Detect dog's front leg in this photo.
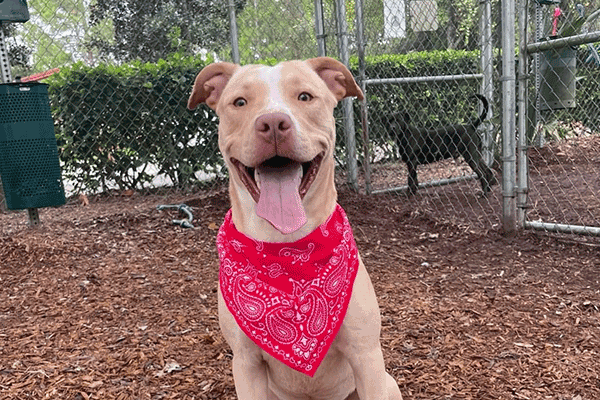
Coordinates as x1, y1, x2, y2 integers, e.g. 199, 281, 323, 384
344, 339, 402, 400
218, 289, 273, 400
231, 350, 272, 399
348, 346, 388, 399
336, 261, 402, 400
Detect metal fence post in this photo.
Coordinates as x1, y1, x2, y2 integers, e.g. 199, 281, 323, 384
480, 0, 494, 167
0, 24, 12, 83
228, 0, 240, 64
501, 0, 517, 234
334, 0, 358, 190
0, 22, 11, 211
534, 2, 544, 147
314, 0, 327, 57
517, 0, 529, 227
355, 0, 371, 194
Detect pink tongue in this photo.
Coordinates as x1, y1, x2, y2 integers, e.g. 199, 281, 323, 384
256, 162, 307, 234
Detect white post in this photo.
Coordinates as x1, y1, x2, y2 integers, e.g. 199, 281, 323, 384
0, 23, 11, 210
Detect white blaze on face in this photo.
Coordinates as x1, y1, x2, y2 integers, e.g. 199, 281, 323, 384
253, 65, 307, 235
257, 65, 292, 115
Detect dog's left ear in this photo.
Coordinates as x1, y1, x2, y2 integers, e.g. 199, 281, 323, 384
306, 57, 364, 102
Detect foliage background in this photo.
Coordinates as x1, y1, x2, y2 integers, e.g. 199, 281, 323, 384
2, 0, 600, 236
46, 50, 485, 193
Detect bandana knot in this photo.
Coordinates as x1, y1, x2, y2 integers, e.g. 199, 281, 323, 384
217, 204, 359, 377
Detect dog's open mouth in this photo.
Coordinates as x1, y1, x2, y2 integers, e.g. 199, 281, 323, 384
231, 153, 324, 204
231, 153, 324, 234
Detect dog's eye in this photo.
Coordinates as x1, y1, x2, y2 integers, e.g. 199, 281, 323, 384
298, 92, 313, 102
234, 98, 247, 107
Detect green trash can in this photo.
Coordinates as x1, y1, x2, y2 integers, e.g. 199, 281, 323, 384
539, 46, 577, 110
0, 82, 65, 210
0, 0, 30, 23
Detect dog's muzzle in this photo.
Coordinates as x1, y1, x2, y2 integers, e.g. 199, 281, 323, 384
230, 153, 324, 234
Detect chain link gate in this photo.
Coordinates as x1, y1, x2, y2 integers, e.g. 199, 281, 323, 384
517, 0, 600, 238
354, 0, 501, 230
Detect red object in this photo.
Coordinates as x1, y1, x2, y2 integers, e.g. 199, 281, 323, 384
20, 68, 60, 82
217, 204, 360, 377
552, 7, 562, 36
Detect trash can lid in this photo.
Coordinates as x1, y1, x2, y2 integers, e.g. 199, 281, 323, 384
0, 0, 30, 23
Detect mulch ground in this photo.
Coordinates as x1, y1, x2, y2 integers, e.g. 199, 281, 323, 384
1, 139, 599, 400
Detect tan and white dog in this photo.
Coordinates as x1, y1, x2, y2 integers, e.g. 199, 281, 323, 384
188, 57, 402, 400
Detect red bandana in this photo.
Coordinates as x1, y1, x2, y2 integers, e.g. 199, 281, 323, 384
217, 204, 359, 377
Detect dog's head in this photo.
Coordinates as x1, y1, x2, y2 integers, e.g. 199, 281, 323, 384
188, 57, 363, 237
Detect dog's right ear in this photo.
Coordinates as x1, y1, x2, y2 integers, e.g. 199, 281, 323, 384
305, 57, 364, 102
187, 62, 239, 111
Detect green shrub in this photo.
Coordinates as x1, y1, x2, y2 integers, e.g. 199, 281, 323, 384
48, 53, 222, 194
50, 48, 600, 193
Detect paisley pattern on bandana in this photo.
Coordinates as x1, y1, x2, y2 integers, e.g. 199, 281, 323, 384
216, 204, 359, 377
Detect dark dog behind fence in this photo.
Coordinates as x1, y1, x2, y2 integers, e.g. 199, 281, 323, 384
386, 94, 497, 195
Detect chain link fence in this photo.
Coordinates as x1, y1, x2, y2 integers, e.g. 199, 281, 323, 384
519, 0, 600, 237
1, 0, 599, 237
355, 0, 502, 230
